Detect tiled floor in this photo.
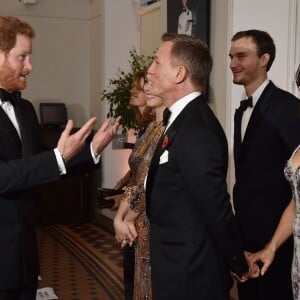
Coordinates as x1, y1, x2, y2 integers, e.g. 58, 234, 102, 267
37, 223, 124, 300
36, 223, 239, 300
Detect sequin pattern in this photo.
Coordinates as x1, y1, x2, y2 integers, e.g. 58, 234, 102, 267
121, 121, 165, 300
284, 145, 300, 300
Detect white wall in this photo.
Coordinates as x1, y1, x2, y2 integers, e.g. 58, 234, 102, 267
90, 0, 104, 126
209, 0, 229, 130
140, 2, 163, 56
100, 0, 140, 188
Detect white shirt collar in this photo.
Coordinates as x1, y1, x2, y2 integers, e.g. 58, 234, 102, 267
166, 91, 201, 130
250, 79, 270, 107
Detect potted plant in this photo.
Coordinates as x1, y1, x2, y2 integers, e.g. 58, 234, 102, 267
100, 48, 153, 134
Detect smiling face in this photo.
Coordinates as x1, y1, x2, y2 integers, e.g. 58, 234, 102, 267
129, 76, 147, 108
143, 81, 164, 109
229, 36, 269, 94
0, 34, 32, 92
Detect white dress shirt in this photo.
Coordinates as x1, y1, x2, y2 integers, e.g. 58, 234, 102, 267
241, 79, 269, 140
0, 100, 21, 137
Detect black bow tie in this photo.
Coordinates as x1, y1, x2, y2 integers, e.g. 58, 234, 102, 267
162, 108, 171, 126
239, 96, 253, 111
0, 88, 21, 106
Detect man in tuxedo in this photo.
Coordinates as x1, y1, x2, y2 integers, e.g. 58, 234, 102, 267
230, 29, 300, 300
145, 32, 256, 300
177, 0, 193, 35
0, 16, 120, 299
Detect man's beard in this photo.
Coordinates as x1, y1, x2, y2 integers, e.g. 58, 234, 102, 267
0, 60, 28, 92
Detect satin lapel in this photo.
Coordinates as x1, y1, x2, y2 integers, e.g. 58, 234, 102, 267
0, 106, 22, 155
233, 107, 244, 165
154, 110, 185, 160
239, 82, 273, 160
162, 96, 203, 152
14, 102, 33, 157
146, 97, 200, 214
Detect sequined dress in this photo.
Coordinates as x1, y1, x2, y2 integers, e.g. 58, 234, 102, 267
284, 145, 300, 299
122, 121, 164, 300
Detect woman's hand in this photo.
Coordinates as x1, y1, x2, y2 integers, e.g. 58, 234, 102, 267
122, 220, 137, 245
248, 247, 275, 276
231, 251, 260, 283
123, 209, 140, 244
114, 213, 139, 247
114, 216, 129, 246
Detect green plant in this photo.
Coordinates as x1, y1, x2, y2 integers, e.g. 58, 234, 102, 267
100, 48, 153, 134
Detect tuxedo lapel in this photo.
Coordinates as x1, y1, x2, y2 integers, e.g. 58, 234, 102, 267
241, 104, 265, 155
236, 82, 273, 163
233, 107, 243, 165
0, 106, 22, 155
152, 119, 181, 164
234, 100, 253, 164
146, 98, 198, 216
14, 102, 33, 157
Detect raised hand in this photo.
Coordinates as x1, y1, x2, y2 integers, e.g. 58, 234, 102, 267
57, 117, 97, 161
91, 116, 121, 156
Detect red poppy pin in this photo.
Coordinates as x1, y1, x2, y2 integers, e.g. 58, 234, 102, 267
162, 135, 169, 149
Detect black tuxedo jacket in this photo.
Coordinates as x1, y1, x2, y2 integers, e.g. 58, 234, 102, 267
0, 97, 96, 289
233, 81, 300, 296
146, 95, 248, 300
233, 81, 300, 249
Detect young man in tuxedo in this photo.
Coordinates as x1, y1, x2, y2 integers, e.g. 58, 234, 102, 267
229, 29, 300, 300
144, 32, 257, 300
0, 16, 119, 299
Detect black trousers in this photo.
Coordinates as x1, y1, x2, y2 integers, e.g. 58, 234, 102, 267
124, 245, 135, 300
0, 281, 37, 300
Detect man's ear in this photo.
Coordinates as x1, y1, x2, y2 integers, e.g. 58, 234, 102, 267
260, 53, 270, 69
175, 65, 187, 84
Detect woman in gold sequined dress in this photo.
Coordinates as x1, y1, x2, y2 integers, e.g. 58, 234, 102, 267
114, 78, 165, 300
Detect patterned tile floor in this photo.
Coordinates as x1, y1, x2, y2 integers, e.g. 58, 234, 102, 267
37, 223, 124, 300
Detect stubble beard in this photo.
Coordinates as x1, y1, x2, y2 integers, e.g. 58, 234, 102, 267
232, 73, 245, 86
0, 60, 27, 92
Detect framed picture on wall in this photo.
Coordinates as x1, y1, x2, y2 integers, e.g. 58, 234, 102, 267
167, 0, 210, 46
166, 0, 210, 100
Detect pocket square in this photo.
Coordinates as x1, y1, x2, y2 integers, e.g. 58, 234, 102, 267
159, 150, 169, 164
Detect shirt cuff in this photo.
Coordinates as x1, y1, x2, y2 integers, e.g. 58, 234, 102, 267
90, 142, 101, 164
54, 148, 67, 175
